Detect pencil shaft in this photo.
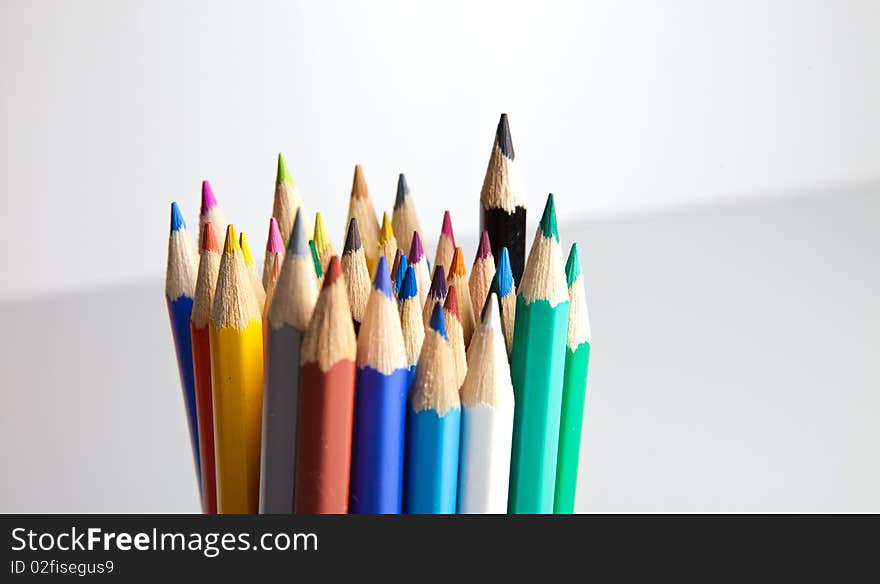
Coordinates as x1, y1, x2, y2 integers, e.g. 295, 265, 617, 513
295, 360, 357, 514
211, 321, 264, 514
190, 323, 217, 514
554, 342, 591, 513
508, 297, 569, 513
259, 325, 303, 513
166, 296, 201, 492
350, 367, 409, 513
481, 206, 526, 286
405, 408, 461, 514
458, 402, 514, 513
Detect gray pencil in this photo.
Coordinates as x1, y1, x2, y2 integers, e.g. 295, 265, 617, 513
259, 209, 318, 513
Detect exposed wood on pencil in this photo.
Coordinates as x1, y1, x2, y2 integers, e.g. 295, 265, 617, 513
199, 180, 228, 246
262, 217, 285, 290
447, 247, 475, 346
273, 153, 306, 241
433, 210, 456, 273
398, 265, 424, 383
408, 230, 431, 310
491, 246, 517, 355
443, 286, 468, 389
391, 173, 423, 256
313, 211, 335, 274
377, 211, 398, 270
341, 218, 370, 331
469, 230, 496, 329
345, 164, 380, 275
422, 264, 448, 327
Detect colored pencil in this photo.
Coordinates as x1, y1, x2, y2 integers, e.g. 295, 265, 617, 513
392, 250, 408, 298
295, 256, 357, 514
554, 243, 593, 514
377, 211, 398, 270
469, 230, 496, 327
422, 264, 447, 327
408, 230, 431, 310
491, 247, 517, 355
239, 231, 267, 309
443, 286, 468, 389
260, 210, 318, 513
165, 202, 201, 494
350, 256, 409, 513
433, 210, 456, 272
480, 113, 526, 286
210, 224, 265, 513
313, 211, 335, 274
447, 246, 475, 346
457, 292, 515, 513
273, 152, 306, 242
345, 164, 380, 275
190, 221, 221, 514
199, 180, 228, 245
309, 239, 324, 283
341, 218, 370, 333
397, 265, 424, 389
508, 194, 570, 513
391, 173, 423, 256
262, 217, 285, 290
404, 302, 461, 514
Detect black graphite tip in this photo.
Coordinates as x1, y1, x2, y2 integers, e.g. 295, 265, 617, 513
496, 113, 514, 160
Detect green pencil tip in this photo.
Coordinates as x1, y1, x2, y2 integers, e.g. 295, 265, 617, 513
539, 193, 559, 241
277, 153, 294, 185
565, 243, 581, 286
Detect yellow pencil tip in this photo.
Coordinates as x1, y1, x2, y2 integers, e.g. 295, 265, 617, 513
223, 224, 238, 255
313, 211, 330, 254
239, 231, 255, 265
379, 211, 394, 244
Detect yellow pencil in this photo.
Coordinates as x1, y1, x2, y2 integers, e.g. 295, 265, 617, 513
377, 211, 398, 270
210, 225, 265, 514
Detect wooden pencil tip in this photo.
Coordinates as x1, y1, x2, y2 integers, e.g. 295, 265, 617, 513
313, 211, 330, 254
476, 230, 493, 261
399, 265, 418, 301
481, 291, 500, 324
343, 217, 362, 254
201, 221, 219, 252
408, 230, 424, 262
444, 285, 460, 319
565, 243, 582, 286
494, 247, 514, 296
223, 224, 238, 255
449, 246, 467, 278
372, 256, 393, 298
495, 113, 515, 160
287, 209, 309, 256
170, 201, 186, 232
267, 217, 284, 253
239, 231, 255, 265
379, 211, 394, 243
429, 301, 448, 340
200, 180, 217, 214
440, 210, 456, 243
540, 193, 559, 241
351, 164, 369, 199
323, 255, 342, 286
429, 264, 447, 299
394, 173, 409, 209
276, 152, 293, 185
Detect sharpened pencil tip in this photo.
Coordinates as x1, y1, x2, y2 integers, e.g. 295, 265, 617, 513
429, 302, 447, 340
476, 230, 493, 260
277, 153, 293, 185
379, 212, 394, 244
408, 230, 424, 263
440, 211, 455, 244
481, 291, 499, 324
495, 247, 514, 296
200, 180, 217, 214
323, 255, 342, 286
372, 256, 393, 298
449, 247, 466, 278
287, 209, 309, 257
351, 164, 369, 199
540, 193, 559, 241
394, 252, 409, 295
565, 243, 582, 286
343, 217, 361, 254
223, 224, 238, 255
201, 221, 219, 252
309, 240, 323, 278
313, 212, 330, 254
496, 113, 515, 160
429, 265, 447, 299
267, 217, 284, 253
399, 266, 418, 301
444, 285, 460, 319
394, 173, 409, 209
170, 201, 186, 232
239, 232, 255, 266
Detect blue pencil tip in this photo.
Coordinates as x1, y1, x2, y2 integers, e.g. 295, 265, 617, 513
429, 302, 447, 340
394, 253, 409, 295
287, 209, 309, 256
399, 266, 418, 300
373, 256, 394, 298
170, 202, 186, 232
495, 247, 514, 296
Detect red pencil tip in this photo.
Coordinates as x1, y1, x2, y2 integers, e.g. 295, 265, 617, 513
323, 255, 342, 286
441, 211, 456, 244
476, 230, 493, 260
201, 222, 220, 252
444, 285, 460, 319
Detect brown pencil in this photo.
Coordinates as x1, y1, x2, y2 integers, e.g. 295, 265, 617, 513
341, 218, 370, 334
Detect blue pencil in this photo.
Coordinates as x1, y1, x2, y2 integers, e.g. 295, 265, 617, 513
393, 252, 409, 297
397, 266, 424, 390
350, 256, 410, 513
164, 202, 201, 491
404, 303, 461, 514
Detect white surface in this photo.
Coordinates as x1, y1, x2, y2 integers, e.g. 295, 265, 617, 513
2, 187, 877, 512
2, 1, 880, 300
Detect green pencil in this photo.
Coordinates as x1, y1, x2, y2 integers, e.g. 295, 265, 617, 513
554, 243, 592, 513
508, 193, 570, 513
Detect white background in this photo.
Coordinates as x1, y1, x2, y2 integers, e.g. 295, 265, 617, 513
1, 0, 878, 512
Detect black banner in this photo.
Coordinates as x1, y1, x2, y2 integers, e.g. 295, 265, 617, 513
0, 515, 875, 579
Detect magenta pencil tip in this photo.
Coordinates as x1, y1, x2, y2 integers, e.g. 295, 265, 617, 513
200, 180, 218, 214
409, 230, 425, 263
476, 230, 493, 260
441, 211, 456, 245
267, 217, 284, 253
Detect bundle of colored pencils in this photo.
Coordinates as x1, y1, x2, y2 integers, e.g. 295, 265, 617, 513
164, 114, 592, 514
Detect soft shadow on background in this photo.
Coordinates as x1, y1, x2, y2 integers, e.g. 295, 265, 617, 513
3, 186, 877, 512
